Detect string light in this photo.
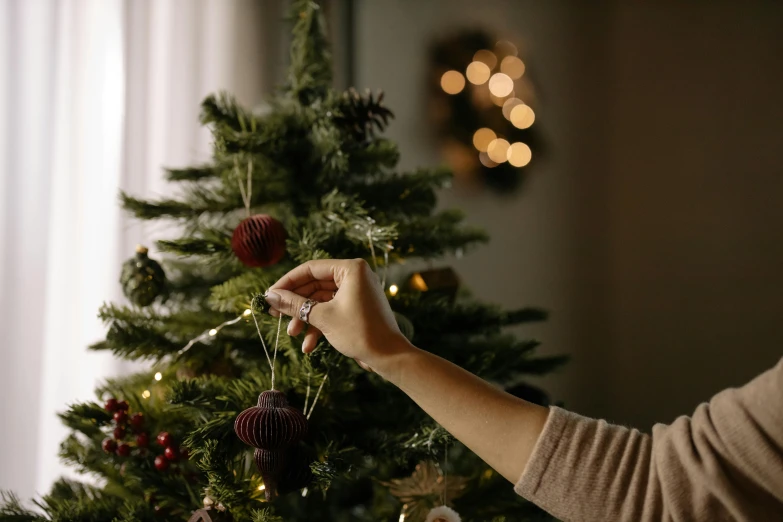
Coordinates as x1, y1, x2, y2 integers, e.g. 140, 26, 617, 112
472, 127, 496, 152
154, 372, 162, 381
440, 70, 465, 94
389, 284, 399, 296
178, 313, 247, 355
487, 138, 510, 163
243, 309, 252, 317
409, 273, 428, 292
507, 142, 532, 167
258, 485, 265, 491
141, 390, 151, 399
488, 73, 514, 97
510, 104, 535, 129
466, 61, 490, 85
208, 328, 218, 336
500, 56, 526, 79
301, 487, 309, 497
502, 98, 524, 120
473, 49, 497, 69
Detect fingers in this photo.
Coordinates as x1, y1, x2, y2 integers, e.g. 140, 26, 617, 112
302, 327, 323, 354
287, 290, 334, 337
264, 289, 328, 329
269, 258, 367, 291
292, 279, 338, 297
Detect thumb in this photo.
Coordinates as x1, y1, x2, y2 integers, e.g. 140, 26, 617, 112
264, 290, 328, 327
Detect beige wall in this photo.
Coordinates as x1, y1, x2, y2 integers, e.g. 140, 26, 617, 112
355, 1, 783, 427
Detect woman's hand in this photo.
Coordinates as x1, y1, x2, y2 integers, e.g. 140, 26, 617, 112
264, 259, 412, 372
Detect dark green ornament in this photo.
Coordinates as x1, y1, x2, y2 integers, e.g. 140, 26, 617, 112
120, 245, 166, 307
394, 312, 415, 342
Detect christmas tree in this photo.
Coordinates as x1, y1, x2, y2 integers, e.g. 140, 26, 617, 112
1, 2, 566, 521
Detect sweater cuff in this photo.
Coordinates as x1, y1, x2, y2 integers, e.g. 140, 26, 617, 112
514, 405, 571, 498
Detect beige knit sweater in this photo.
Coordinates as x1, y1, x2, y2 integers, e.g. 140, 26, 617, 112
515, 358, 783, 522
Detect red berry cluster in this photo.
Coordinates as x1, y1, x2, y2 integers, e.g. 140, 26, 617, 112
152, 431, 189, 471
102, 397, 190, 474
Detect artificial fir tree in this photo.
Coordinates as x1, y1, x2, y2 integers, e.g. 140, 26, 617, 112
1, 2, 566, 521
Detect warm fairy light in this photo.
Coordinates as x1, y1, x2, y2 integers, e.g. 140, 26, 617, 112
243, 309, 252, 317
409, 273, 428, 292
388, 284, 399, 296
142, 390, 151, 399
490, 92, 509, 107
301, 487, 309, 497
258, 485, 265, 491
466, 61, 491, 85
507, 142, 532, 167
472, 128, 497, 152
510, 104, 535, 129
502, 97, 523, 119
209, 328, 218, 336
440, 70, 466, 95
495, 40, 518, 57
473, 49, 497, 69
478, 151, 499, 168
488, 73, 514, 97
487, 138, 510, 163
154, 372, 162, 381
500, 55, 526, 79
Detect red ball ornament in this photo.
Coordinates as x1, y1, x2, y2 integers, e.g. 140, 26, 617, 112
104, 398, 119, 412
130, 413, 144, 431
156, 432, 172, 447
136, 432, 150, 448
234, 390, 308, 500
231, 214, 287, 268
113, 410, 128, 424
154, 455, 169, 471
116, 443, 131, 457
102, 438, 117, 453
113, 426, 126, 440
116, 400, 129, 411
164, 445, 179, 461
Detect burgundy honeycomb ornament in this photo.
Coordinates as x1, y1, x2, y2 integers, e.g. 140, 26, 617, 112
230, 214, 287, 268
234, 390, 307, 500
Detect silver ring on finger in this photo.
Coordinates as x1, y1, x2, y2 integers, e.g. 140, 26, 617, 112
299, 299, 318, 324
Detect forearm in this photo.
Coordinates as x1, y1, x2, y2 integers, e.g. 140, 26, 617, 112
375, 340, 549, 483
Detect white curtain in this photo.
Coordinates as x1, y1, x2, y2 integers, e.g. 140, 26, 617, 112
0, 0, 267, 500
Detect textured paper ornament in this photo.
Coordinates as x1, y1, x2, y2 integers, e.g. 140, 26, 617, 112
425, 505, 461, 522
120, 245, 166, 306
231, 214, 287, 267
234, 390, 308, 500
394, 311, 415, 341
382, 461, 468, 521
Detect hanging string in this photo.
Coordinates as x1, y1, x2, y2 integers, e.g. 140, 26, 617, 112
303, 372, 311, 413
271, 314, 282, 390
306, 369, 329, 419
367, 228, 379, 273
442, 444, 449, 506
236, 157, 253, 217
250, 305, 277, 388
381, 247, 390, 289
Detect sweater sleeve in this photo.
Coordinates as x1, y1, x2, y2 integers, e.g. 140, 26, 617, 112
515, 358, 783, 522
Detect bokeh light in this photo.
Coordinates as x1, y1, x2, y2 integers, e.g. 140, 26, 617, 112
487, 138, 510, 163
488, 73, 514, 97
440, 70, 466, 94
478, 151, 499, 168
507, 142, 532, 167
472, 128, 497, 152
473, 49, 498, 69
495, 40, 518, 57
502, 97, 524, 119
510, 104, 535, 129
500, 56, 526, 79
466, 61, 491, 85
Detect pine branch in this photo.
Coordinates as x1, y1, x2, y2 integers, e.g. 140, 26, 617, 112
165, 164, 219, 182
287, 0, 332, 104
334, 88, 394, 141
